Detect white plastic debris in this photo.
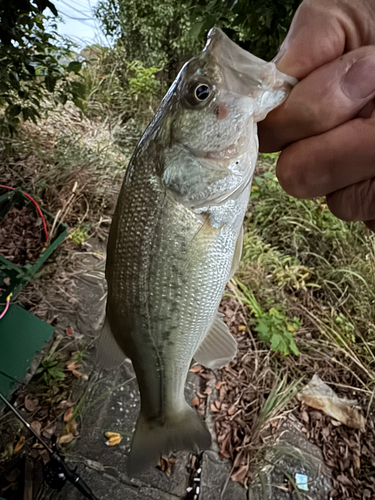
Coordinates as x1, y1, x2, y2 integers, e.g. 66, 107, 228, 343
297, 374, 365, 430
295, 473, 308, 491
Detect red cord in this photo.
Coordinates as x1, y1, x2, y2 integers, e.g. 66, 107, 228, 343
0, 185, 48, 241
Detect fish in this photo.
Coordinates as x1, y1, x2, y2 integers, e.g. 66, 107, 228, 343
98, 27, 296, 475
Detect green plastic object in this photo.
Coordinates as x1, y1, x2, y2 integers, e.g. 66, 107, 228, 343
0, 189, 67, 302
0, 304, 54, 400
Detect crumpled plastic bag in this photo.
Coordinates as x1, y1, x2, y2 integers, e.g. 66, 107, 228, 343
297, 374, 365, 430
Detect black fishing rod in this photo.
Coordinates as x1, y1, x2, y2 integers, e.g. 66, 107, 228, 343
0, 392, 100, 500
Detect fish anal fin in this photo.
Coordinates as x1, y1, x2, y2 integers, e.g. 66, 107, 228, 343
193, 313, 237, 370
96, 316, 126, 369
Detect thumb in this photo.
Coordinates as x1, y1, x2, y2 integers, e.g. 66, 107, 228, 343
259, 46, 375, 152
273, 0, 348, 79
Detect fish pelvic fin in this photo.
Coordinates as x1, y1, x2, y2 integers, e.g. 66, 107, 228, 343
127, 405, 211, 476
95, 316, 126, 369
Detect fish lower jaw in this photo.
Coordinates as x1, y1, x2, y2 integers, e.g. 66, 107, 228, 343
193, 135, 251, 161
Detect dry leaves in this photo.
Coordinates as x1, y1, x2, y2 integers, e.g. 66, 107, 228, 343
13, 436, 25, 454
104, 431, 122, 446
191, 397, 199, 408
297, 375, 366, 430
157, 456, 178, 477
24, 395, 39, 412
66, 326, 74, 337
30, 421, 42, 434
63, 406, 74, 422
298, 404, 375, 499
201, 293, 375, 495
66, 361, 88, 380
57, 433, 75, 444
0, 205, 49, 266
57, 417, 78, 445
209, 296, 267, 487
189, 365, 203, 373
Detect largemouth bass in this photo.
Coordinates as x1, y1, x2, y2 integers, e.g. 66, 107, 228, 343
98, 28, 295, 475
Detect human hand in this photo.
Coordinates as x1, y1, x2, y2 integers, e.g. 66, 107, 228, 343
258, 0, 375, 231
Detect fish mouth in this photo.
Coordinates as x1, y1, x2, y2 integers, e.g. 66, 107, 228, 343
203, 28, 297, 120
193, 134, 250, 161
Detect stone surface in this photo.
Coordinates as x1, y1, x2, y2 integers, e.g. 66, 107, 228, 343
36, 360, 192, 499
248, 419, 332, 500
200, 451, 247, 500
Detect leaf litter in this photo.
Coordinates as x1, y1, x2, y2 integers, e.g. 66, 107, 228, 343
0, 205, 50, 267
193, 291, 375, 499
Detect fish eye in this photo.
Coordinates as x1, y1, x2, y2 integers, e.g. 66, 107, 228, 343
195, 84, 210, 101
186, 82, 213, 106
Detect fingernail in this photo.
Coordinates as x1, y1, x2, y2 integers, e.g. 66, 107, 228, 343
342, 56, 375, 100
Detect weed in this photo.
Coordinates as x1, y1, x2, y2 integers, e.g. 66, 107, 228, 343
234, 280, 300, 356
70, 350, 86, 365
69, 225, 90, 245
35, 354, 66, 387
127, 60, 162, 101
255, 308, 300, 356
256, 375, 302, 430
244, 154, 375, 351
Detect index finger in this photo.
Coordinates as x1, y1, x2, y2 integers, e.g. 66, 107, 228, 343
274, 0, 370, 79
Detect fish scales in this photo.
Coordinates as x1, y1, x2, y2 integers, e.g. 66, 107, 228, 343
98, 27, 296, 475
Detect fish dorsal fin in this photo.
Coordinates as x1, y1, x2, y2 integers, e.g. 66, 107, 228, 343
96, 316, 126, 369
229, 225, 243, 280
193, 313, 237, 369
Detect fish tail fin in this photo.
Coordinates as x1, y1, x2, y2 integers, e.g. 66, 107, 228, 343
96, 316, 126, 369
127, 405, 211, 476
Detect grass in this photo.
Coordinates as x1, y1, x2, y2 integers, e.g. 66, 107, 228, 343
0, 104, 137, 243
236, 153, 375, 391
216, 153, 375, 491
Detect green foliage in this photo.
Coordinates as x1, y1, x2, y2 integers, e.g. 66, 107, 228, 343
249, 157, 366, 257
127, 61, 161, 100
241, 154, 375, 370
35, 354, 66, 386
95, 0, 302, 82
69, 226, 90, 245
255, 307, 300, 356
188, 0, 302, 61
95, 0, 200, 75
70, 350, 85, 364
235, 281, 300, 356
0, 0, 86, 135
82, 45, 163, 125
242, 231, 315, 292
256, 375, 302, 430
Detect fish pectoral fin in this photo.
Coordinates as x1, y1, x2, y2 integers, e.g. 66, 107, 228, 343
229, 225, 243, 281
193, 313, 237, 370
96, 316, 126, 369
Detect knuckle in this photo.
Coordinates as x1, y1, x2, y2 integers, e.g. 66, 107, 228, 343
326, 191, 353, 221
276, 151, 312, 199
